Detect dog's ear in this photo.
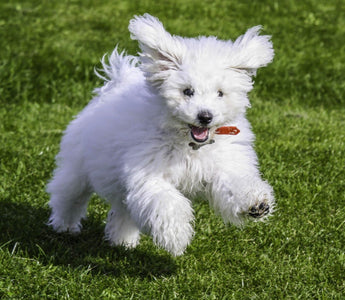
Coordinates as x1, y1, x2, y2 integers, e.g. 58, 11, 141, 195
229, 26, 274, 76
128, 14, 184, 85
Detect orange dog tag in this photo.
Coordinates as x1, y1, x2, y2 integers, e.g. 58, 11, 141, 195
215, 126, 240, 135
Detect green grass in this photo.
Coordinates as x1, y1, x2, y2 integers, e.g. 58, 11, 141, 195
1, 0, 345, 298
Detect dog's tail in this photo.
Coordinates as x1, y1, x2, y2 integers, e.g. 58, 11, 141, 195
94, 46, 140, 95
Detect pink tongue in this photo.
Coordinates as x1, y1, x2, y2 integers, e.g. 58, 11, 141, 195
191, 126, 208, 141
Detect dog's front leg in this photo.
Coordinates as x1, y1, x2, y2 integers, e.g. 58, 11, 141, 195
208, 171, 275, 225
125, 177, 194, 256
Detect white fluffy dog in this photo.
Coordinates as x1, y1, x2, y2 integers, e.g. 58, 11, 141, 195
47, 14, 275, 256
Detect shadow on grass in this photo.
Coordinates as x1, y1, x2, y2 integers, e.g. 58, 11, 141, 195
0, 200, 177, 278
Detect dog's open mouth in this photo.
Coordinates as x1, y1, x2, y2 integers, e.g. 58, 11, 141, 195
189, 125, 209, 143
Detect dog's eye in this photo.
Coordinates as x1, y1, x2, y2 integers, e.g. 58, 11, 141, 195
217, 90, 224, 97
183, 88, 194, 97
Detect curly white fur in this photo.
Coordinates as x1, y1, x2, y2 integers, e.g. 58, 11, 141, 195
47, 14, 275, 256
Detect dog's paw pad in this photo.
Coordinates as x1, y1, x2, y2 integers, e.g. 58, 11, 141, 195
248, 202, 270, 218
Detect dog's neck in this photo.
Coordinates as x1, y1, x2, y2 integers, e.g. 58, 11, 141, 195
188, 139, 215, 150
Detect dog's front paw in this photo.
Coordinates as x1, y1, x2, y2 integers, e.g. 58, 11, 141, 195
150, 219, 194, 256
248, 201, 270, 218
240, 180, 275, 221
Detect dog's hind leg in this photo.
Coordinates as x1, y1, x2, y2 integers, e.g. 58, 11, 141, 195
47, 165, 92, 233
105, 204, 141, 249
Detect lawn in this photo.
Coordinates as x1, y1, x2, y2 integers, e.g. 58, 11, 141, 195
1, 0, 345, 298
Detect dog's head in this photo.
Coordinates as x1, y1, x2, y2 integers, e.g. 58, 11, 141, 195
129, 14, 274, 146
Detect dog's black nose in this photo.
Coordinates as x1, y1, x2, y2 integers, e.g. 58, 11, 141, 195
197, 111, 213, 125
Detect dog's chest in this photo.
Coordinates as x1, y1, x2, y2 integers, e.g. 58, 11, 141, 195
163, 151, 214, 194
